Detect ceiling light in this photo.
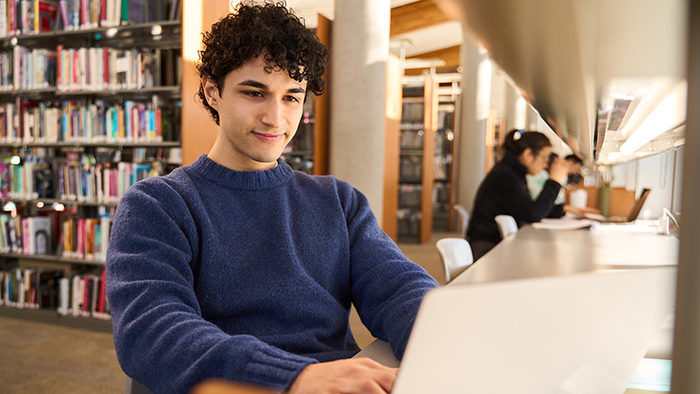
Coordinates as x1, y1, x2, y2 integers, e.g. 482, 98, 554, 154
619, 80, 687, 156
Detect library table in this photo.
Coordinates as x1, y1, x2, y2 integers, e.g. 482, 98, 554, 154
355, 223, 680, 365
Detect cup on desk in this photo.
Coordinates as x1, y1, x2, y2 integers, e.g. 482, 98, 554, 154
569, 189, 588, 208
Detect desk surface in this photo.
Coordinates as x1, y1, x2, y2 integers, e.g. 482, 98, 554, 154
452, 225, 678, 285
354, 224, 679, 365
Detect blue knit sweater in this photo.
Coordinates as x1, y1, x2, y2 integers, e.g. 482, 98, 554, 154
105, 155, 438, 394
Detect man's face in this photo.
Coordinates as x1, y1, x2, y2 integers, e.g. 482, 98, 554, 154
568, 162, 582, 176
203, 55, 307, 171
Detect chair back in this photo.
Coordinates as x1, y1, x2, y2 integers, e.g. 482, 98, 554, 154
436, 238, 474, 284
453, 205, 469, 238
495, 215, 518, 239
125, 377, 155, 394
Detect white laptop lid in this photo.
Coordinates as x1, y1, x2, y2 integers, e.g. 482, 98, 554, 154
393, 267, 676, 394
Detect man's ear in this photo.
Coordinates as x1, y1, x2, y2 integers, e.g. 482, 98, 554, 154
202, 77, 219, 108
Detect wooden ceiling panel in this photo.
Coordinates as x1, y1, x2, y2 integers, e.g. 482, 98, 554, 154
390, 0, 452, 37
405, 45, 461, 75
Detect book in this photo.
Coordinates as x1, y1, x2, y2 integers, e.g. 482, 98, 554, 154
35, 0, 59, 32
83, 217, 98, 260
70, 274, 80, 316
167, 0, 179, 21
33, 216, 51, 254
58, 276, 69, 314
0, 0, 8, 37
37, 269, 62, 308
76, 217, 84, 259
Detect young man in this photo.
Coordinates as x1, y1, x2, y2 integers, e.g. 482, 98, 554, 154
105, 3, 438, 394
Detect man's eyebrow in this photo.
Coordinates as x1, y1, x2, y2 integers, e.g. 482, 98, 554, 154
238, 80, 306, 94
238, 80, 268, 90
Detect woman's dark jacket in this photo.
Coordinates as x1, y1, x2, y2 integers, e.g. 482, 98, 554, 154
467, 151, 564, 244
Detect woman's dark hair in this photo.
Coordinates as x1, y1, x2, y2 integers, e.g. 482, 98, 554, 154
196, 1, 329, 125
565, 154, 584, 165
501, 129, 552, 158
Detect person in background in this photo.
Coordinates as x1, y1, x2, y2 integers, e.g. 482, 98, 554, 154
105, 3, 438, 394
467, 129, 592, 261
527, 153, 565, 205
563, 154, 585, 187
527, 153, 595, 214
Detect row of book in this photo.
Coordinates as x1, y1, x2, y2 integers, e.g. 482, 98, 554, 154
59, 269, 110, 319
0, 46, 178, 93
1, 267, 63, 309
0, 98, 177, 144
57, 46, 158, 92
0, 0, 181, 37
0, 268, 111, 320
0, 46, 57, 91
0, 211, 112, 261
59, 152, 162, 204
0, 214, 51, 254
0, 151, 168, 203
61, 214, 111, 261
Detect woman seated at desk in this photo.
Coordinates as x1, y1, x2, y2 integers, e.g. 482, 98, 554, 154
467, 129, 595, 261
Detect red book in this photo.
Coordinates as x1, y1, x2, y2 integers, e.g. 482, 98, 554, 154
156, 107, 162, 141
71, 49, 79, 91
97, 268, 106, 315
102, 47, 109, 89
56, 45, 63, 90
99, 0, 106, 26
76, 218, 84, 259
9, 0, 17, 36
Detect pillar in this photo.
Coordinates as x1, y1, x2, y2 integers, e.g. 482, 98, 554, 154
454, 32, 489, 213
670, 0, 700, 391
329, 0, 391, 223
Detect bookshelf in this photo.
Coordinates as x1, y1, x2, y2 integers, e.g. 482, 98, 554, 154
279, 14, 331, 176
397, 74, 436, 243
432, 101, 456, 232
0, 0, 183, 331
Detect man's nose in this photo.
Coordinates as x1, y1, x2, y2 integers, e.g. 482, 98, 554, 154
261, 100, 284, 128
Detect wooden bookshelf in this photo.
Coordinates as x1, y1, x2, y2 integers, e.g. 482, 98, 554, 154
397, 75, 437, 244
0, 2, 184, 330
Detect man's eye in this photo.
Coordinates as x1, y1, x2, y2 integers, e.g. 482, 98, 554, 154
285, 96, 301, 103
245, 91, 263, 98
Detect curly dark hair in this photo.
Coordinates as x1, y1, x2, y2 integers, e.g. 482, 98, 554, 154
196, 1, 329, 125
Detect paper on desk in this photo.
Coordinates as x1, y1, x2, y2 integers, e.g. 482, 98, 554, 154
532, 218, 598, 230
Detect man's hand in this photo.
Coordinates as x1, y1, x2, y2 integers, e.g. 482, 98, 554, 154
288, 358, 399, 394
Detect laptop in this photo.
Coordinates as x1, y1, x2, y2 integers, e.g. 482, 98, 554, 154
585, 188, 651, 223
391, 267, 676, 394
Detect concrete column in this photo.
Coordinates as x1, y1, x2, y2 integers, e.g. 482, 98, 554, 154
330, 0, 391, 223
454, 33, 489, 213
670, 0, 700, 391
504, 82, 523, 132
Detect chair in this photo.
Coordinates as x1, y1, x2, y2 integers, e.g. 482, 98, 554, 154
494, 215, 518, 239
435, 238, 474, 285
125, 377, 154, 394
452, 204, 470, 238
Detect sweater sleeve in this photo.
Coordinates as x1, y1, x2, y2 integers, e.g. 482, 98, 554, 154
337, 183, 439, 360
105, 182, 316, 394
491, 170, 562, 223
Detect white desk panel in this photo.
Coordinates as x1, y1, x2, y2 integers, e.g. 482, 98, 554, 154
452, 225, 679, 285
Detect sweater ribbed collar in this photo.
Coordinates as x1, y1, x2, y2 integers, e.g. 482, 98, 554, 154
186, 154, 294, 190
501, 151, 528, 178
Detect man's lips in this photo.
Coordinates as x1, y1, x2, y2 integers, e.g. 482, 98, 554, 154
252, 132, 284, 143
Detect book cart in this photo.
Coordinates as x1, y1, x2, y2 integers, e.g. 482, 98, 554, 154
0, 0, 182, 332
